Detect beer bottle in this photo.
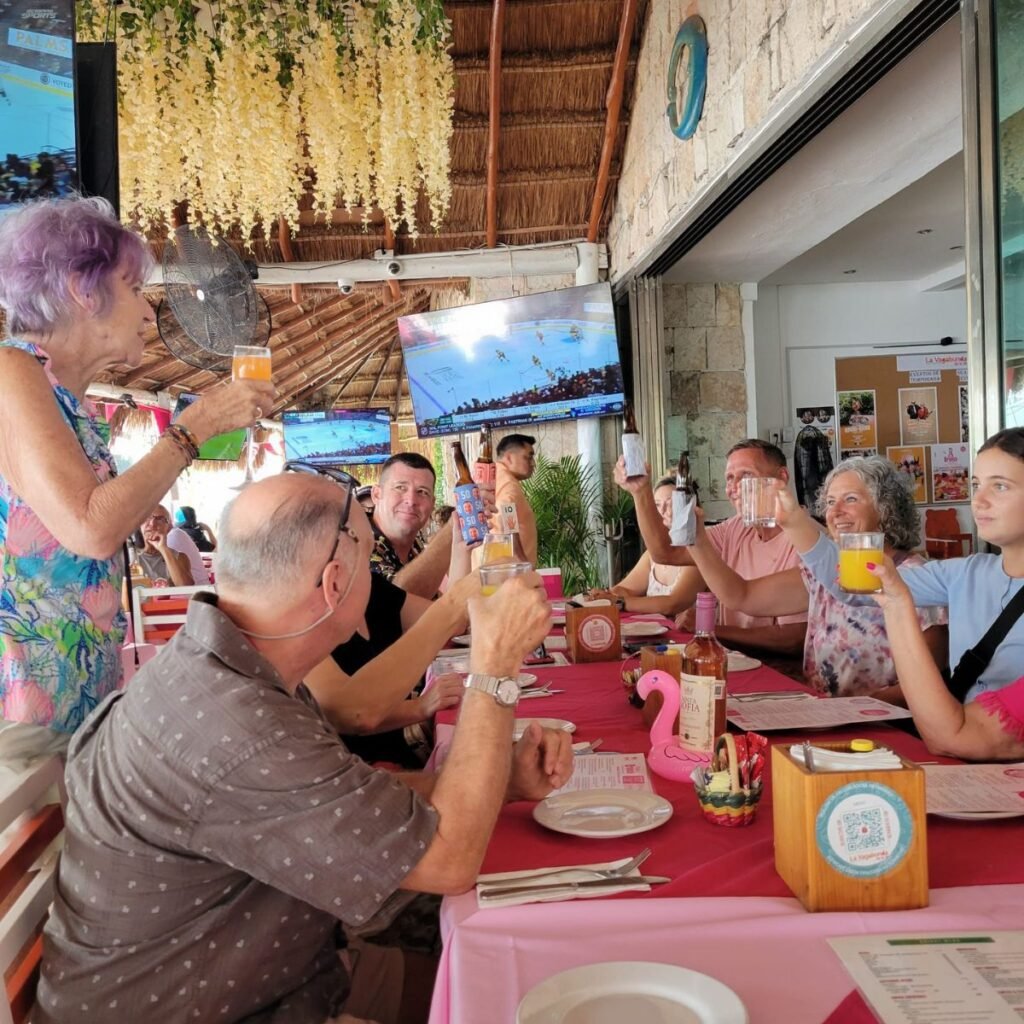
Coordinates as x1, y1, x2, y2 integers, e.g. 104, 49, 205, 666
679, 592, 728, 758
451, 441, 488, 546
473, 425, 496, 487
621, 401, 647, 479
676, 450, 693, 496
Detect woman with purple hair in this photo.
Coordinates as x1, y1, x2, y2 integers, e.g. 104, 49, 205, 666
0, 196, 274, 765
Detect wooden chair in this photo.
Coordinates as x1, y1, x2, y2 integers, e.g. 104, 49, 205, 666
924, 508, 974, 560
0, 757, 65, 1024
131, 584, 214, 646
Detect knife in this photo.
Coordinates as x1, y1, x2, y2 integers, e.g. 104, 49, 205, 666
478, 875, 671, 899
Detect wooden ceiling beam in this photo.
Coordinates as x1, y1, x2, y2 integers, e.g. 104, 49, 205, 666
367, 336, 398, 406
587, 0, 638, 243
278, 217, 302, 304
392, 348, 405, 419
486, 0, 506, 249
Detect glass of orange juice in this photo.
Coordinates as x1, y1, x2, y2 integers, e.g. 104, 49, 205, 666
838, 532, 884, 593
232, 345, 272, 483
480, 560, 532, 596
481, 532, 515, 566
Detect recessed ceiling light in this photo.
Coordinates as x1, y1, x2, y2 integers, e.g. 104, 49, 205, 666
842, 269, 857, 275
917, 228, 934, 235
950, 244, 964, 251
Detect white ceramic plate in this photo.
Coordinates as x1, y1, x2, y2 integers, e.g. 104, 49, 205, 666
517, 961, 748, 1024
621, 622, 669, 639
513, 718, 576, 741
929, 810, 1024, 821
533, 788, 673, 839
727, 651, 762, 673
517, 673, 539, 689
451, 633, 472, 646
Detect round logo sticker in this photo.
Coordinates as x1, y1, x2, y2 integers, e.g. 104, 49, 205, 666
815, 782, 913, 879
579, 614, 614, 652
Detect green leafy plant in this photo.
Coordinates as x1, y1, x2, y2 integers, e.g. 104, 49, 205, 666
522, 453, 604, 595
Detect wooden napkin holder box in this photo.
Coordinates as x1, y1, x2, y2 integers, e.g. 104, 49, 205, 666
772, 744, 928, 912
565, 605, 621, 663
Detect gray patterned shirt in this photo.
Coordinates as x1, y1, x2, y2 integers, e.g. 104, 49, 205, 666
36, 593, 438, 1023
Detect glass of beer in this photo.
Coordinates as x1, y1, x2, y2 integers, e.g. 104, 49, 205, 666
838, 532, 884, 593
480, 561, 532, 596
232, 345, 272, 483
481, 532, 515, 566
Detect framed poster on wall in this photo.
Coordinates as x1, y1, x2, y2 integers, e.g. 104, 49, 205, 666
837, 390, 877, 454
886, 445, 927, 503
899, 387, 939, 445
931, 443, 970, 503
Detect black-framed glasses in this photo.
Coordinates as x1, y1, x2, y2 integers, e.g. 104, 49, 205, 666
283, 460, 361, 585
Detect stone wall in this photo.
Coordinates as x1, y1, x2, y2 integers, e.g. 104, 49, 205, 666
608, 0, 885, 278
663, 281, 744, 520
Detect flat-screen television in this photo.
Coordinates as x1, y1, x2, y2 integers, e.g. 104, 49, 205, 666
397, 282, 625, 438
172, 393, 247, 461
0, 0, 78, 220
282, 408, 392, 466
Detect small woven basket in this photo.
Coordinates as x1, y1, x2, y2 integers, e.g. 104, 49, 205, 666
691, 733, 763, 827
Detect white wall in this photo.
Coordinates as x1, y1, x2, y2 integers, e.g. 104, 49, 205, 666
752, 280, 972, 535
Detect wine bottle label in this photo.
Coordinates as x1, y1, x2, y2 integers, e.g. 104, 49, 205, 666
622, 432, 647, 478
679, 672, 716, 756
669, 491, 697, 546
472, 461, 496, 487
454, 482, 488, 546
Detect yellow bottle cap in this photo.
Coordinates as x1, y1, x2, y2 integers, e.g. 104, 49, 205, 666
850, 738, 875, 752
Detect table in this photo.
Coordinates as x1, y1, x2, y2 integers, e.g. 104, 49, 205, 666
429, 618, 1024, 1023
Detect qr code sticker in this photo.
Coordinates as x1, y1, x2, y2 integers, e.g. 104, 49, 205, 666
840, 807, 885, 853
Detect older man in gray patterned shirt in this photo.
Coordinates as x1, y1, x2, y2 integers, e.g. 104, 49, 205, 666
36, 470, 571, 1024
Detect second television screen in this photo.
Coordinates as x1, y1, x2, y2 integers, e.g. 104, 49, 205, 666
397, 282, 624, 437
282, 408, 392, 466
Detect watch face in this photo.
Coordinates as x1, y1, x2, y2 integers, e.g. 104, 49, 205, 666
495, 678, 520, 707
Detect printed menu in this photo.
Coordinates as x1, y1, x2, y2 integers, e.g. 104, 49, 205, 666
830, 931, 1024, 1023
726, 695, 913, 731
924, 763, 1024, 814
553, 754, 652, 794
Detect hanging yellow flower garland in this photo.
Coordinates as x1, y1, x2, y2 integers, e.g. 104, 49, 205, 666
77, 0, 454, 242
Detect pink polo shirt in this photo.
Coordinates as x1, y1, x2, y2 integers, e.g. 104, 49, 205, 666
706, 516, 807, 628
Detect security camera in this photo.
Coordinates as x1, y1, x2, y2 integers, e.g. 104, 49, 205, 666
385, 260, 402, 277
338, 277, 355, 295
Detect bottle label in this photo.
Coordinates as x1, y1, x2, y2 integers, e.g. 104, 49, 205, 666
473, 461, 496, 487
454, 482, 488, 546
622, 432, 647, 478
679, 672, 716, 756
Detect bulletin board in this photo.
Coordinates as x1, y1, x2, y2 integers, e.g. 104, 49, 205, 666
834, 355, 969, 504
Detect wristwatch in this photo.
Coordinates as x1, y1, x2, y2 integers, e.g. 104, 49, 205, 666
463, 673, 520, 708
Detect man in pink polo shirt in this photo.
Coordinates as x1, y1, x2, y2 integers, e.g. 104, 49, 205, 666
615, 439, 807, 656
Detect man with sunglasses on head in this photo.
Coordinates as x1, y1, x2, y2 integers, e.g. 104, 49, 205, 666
38, 468, 572, 1024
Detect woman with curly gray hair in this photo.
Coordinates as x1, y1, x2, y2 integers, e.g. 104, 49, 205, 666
685, 456, 947, 701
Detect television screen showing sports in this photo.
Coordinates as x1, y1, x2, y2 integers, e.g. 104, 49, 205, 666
397, 282, 625, 438
282, 408, 392, 466
172, 393, 246, 461
0, 0, 77, 220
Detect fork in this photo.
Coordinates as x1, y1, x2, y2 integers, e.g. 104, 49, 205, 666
482, 847, 652, 887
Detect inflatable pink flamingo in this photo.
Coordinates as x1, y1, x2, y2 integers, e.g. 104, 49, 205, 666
637, 669, 711, 782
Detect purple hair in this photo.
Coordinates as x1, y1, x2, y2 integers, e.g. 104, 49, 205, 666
0, 196, 153, 335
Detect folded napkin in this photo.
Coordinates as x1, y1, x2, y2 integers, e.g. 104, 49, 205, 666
790, 744, 902, 772
475, 856, 651, 909
569, 594, 612, 607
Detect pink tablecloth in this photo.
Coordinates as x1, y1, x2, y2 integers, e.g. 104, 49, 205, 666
429, 884, 1024, 1024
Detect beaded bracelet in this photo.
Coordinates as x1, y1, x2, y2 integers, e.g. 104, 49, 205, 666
163, 424, 199, 464
174, 422, 200, 453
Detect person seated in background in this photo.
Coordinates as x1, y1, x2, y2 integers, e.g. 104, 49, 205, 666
131, 505, 194, 586
371, 452, 462, 599
615, 439, 807, 656
166, 514, 211, 585
494, 433, 538, 565
173, 504, 217, 551
688, 457, 947, 702
431, 504, 455, 537
587, 476, 701, 615
38, 469, 571, 1024
869, 557, 1024, 760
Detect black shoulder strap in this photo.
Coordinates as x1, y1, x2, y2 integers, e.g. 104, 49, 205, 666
945, 582, 1024, 701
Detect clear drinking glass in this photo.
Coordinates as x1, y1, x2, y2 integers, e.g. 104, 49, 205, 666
480, 561, 532, 596
480, 532, 516, 566
838, 532, 884, 593
740, 477, 777, 527
231, 345, 272, 483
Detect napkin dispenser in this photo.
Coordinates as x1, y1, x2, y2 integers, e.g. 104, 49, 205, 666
565, 604, 621, 663
772, 743, 928, 912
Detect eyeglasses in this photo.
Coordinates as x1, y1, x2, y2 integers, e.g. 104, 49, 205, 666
283, 461, 361, 585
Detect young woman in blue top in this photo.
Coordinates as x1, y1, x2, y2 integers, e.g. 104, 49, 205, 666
776, 428, 1024, 703
0, 197, 274, 765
